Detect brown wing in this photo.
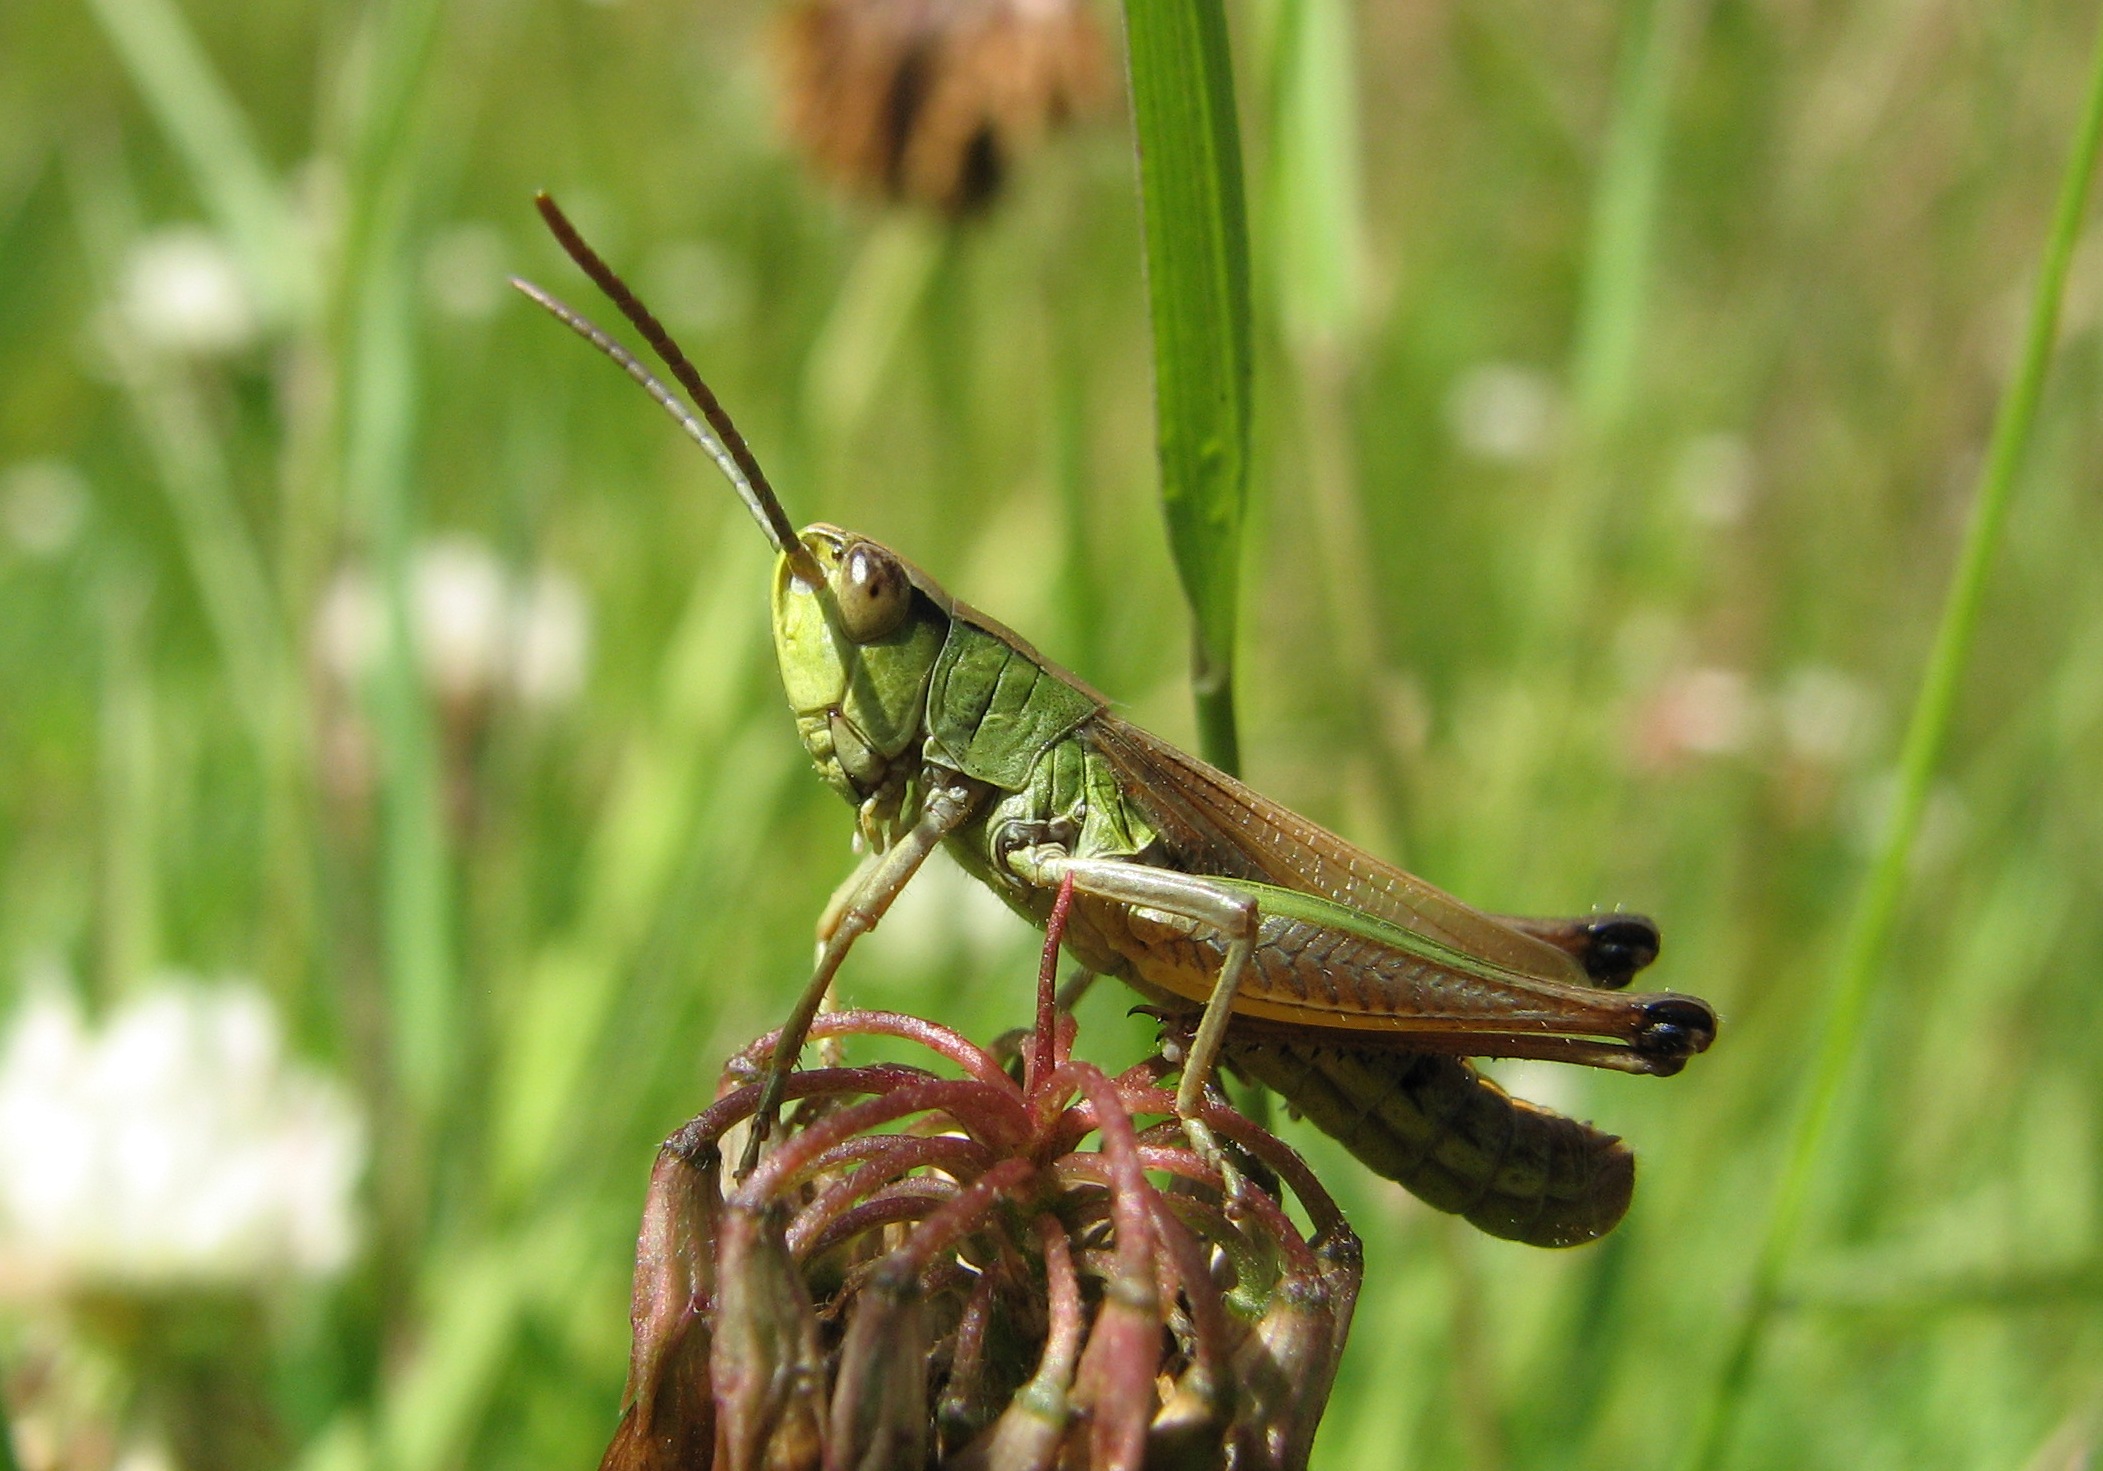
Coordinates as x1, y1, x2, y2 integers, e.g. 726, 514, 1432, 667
1085, 715, 1590, 986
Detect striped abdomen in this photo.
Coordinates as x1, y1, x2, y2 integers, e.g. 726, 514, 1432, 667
1056, 896, 1637, 1246
1224, 1038, 1634, 1247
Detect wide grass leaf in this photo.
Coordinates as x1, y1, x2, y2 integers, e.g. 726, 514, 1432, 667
1121, 0, 1254, 774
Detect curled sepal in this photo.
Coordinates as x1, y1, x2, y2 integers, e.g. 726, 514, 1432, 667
1300, 1229, 1365, 1453
825, 1265, 931, 1471
713, 1200, 827, 1471
949, 1218, 1085, 1471
932, 1274, 1006, 1455
598, 1143, 722, 1471
1065, 1066, 1161, 1471
1142, 1202, 1236, 1471
1231, 1225, 1364, 1471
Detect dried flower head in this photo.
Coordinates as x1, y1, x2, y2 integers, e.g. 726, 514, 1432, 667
776, 0, 1112, 216
600, 881, 1361, 1471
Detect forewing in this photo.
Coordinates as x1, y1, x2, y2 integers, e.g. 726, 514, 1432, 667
1085, 716, 1589, 985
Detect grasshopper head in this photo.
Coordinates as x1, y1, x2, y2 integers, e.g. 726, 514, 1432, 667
772, 525, 950, 811
507, 200, 948, 818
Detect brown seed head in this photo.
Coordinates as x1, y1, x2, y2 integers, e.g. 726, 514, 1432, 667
775, 0, 1112, 215
598, 883, 1362, 1470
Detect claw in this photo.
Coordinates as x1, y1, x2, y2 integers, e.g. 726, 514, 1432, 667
736, 1085, 781, 1178
1180, 1114, 1251, 1210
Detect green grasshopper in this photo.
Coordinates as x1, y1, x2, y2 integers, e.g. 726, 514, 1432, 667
516, 194, 1716, 1248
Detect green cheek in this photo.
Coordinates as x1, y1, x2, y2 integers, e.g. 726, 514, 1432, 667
773, 553, 948, 775
837, 613, 945, 756
774, 571, 849, 715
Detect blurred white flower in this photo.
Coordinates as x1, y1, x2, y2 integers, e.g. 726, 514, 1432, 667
424, 222, 510, 322
315, 535, 593, 712
413, 536, 512, 704
118, 227, 259, 356
1, 460, 90, 559
511, 567, 592, 709
1778, 664, 1878, 765
1673, 432, 1756, 528
1444, 362, 1560, 465
315, 568, 382, 691
113, 1440, 176, 1471
1632, 665, 1759, 766
0, 980, 364, 1292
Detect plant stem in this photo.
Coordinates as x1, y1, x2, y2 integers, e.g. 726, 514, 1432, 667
1568, 0, 1696, 437
1678, 12, 2103, 1467
338, 0, 455, 1122
80, 0, 313, 323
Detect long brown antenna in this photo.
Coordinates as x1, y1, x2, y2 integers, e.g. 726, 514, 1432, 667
521, 192, 818, 581
511, 278, 780, 535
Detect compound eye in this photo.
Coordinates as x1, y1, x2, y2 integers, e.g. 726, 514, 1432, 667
834, 541, 912, 643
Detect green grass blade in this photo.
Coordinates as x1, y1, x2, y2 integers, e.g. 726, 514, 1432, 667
1678, 12, 2103, 1467
348, 256, 457, 1120
1514, 0, 1702, 656
803, 214, 945, 447
338, 0, 455, 1121
491, 533, 774, 1199
377, 1234, 534, 1471
1260, 0, 1398, 830
64, 149, 294, 769
81, 0, 312, 323
1121, 0, 1254, 775
1267, 0, 1366, 351
0, 1377, 20, 1471
1567, 0, 1697, 437
97, 578, 160, 995
1779, 1259, 2103, 1319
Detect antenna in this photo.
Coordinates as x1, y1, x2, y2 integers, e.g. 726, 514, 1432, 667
514, 192, 820, 584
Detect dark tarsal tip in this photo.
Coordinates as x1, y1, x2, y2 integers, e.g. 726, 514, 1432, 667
1634, 995, 1717, 1062
1579, 915, 1662, 987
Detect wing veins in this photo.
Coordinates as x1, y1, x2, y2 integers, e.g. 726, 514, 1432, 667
1085, 716, 1586, 984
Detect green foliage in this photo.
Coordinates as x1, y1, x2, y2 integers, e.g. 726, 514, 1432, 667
2, 0, 2103, 1468
1684, 13, 2103, 1467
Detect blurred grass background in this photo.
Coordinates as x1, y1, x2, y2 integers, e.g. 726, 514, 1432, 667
2, 0, 2102, 1468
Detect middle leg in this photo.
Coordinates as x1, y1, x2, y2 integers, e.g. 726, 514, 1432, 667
1005, 846, 1260, 1187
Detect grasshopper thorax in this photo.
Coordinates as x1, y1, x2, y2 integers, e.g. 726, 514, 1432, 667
772, 525, 953, 823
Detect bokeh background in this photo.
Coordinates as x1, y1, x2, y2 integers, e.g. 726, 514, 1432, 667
3, 0, 2102, 1467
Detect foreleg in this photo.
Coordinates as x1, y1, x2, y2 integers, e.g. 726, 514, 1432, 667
739, 777, 984, 1176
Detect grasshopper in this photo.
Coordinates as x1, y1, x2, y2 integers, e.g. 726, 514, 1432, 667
516, 194, 1716, 1248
